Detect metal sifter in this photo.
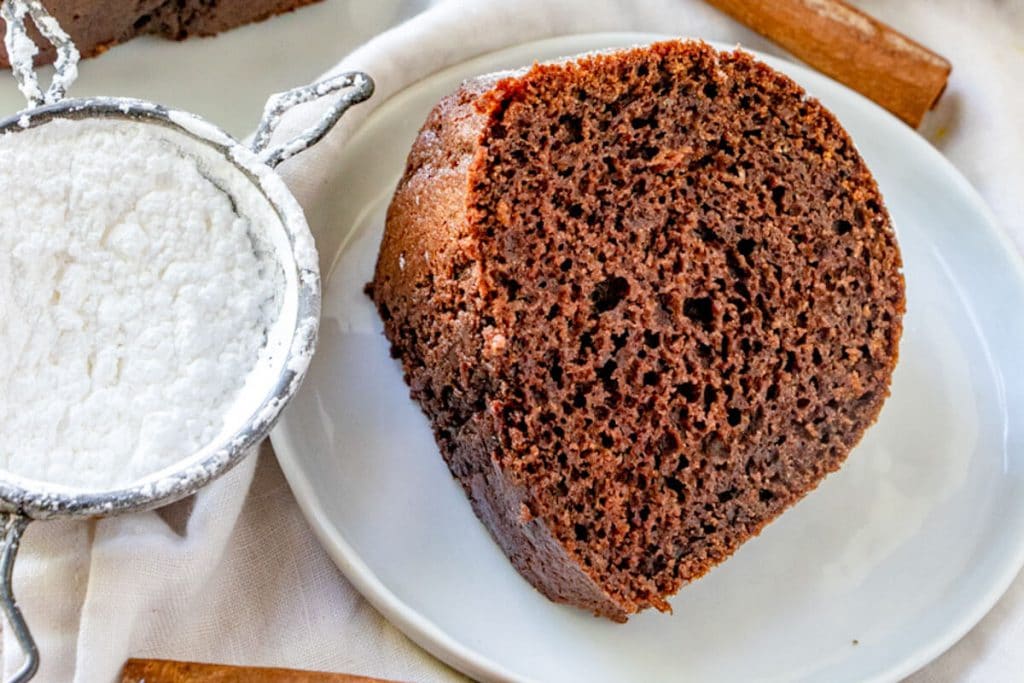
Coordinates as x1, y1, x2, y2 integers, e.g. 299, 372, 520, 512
0, 1, 373, 680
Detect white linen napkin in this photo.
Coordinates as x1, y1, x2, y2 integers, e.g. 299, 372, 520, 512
4, 1, 1022, 681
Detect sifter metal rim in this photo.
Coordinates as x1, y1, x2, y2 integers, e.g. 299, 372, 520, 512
0, 97, 322, 520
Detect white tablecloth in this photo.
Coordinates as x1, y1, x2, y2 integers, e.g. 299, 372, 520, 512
3, 1, 1022, 681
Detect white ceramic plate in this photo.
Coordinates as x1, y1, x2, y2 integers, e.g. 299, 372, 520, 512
272, 33, 1024, 683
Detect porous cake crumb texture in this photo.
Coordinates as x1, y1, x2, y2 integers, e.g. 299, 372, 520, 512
371, 41, 905, 621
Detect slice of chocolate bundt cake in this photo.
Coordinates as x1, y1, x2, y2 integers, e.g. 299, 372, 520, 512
370, 40, 904, 622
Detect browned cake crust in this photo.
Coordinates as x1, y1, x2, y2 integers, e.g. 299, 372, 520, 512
370, 40, 905, 622
0, 0, 321, 67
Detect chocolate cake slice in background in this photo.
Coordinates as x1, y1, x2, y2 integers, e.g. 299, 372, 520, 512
370, 40, 905, 622
0, 0, 322, 67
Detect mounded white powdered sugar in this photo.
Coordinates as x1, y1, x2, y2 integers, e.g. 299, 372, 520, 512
0, 118, 281, 491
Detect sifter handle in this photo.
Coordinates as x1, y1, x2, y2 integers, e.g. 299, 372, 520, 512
250, 70, 374, 169
0, 0, 79, 108
0, 512, 37, 683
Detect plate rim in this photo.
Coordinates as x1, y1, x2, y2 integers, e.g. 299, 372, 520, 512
272, 31, 1024, 683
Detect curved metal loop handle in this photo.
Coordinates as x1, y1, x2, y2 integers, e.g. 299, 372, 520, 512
0, 513, 37, 683
1, 0, 79, 108
251, 70, 374, 169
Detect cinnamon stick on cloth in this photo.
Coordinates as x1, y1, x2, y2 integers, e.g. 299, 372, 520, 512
704, 0, 951, 127
120, 658, 399, 683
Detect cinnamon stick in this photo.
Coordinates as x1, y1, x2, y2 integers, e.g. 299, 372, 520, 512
704, 0, 951, 127
120, 659, 399, 683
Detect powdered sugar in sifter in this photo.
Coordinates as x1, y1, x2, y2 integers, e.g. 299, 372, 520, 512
0, 2, 373, 680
